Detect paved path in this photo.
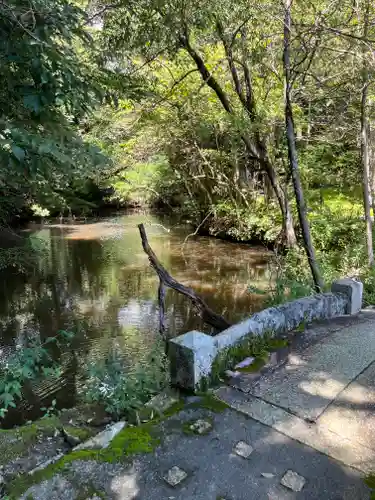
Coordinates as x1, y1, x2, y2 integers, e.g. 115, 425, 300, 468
20, 312, 375, 499
218, 310, 375, 475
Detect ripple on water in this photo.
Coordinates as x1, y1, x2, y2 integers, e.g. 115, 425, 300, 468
0, 211, 271, 424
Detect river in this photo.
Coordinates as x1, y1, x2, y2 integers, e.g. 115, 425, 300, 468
0, 211, 272, 423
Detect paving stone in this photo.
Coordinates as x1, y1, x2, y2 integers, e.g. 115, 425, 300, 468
280, 470, 306, 492
189, 419, 212, 435
241, 319, 375, 422
233, 441, 253, 458
235, 357, 255, 369
163, 466, 188, 487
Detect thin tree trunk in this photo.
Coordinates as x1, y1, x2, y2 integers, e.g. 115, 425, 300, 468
370, 128, 375, 217
216, 23, 297, 247
158, 279, 166, 337
263, 158, 297, 247
283, 0, 324, 292
181, 32, 297, 247
360, 0, 374, 266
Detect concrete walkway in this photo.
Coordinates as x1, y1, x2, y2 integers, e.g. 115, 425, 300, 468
21, 399, 370, 500
217, 310, 375, 476
19, 311, 375, 499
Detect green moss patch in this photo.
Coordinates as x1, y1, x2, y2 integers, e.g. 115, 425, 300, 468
7, 394, 232, 498
182, 417, 213, 436
365, 474, 375, 499
188, 394, 229, 413
105, 425, 160, 460
236, 357, 268, 373
0, 416, 61, 467
210, 332, 288, 383
7, 420, 161, 498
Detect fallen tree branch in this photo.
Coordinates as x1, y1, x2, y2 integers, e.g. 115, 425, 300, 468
138, 224, 231, 333
182, 209, 213, 248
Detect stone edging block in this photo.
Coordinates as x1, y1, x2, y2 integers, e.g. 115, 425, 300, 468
169, 279, 362, 391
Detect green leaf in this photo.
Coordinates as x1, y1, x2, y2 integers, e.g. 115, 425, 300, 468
45, 336, 57, 344
11, 145, 25, 162
1, 392, 15, 408
23, 94, 41, 113
21, 366, 35, 379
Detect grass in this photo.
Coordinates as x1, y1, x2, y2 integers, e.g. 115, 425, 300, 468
210, 333, 288, 383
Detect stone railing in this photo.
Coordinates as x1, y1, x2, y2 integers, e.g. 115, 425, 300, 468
169, 278, 363, 391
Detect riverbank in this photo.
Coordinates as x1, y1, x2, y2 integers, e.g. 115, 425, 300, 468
4, 378, 372, 499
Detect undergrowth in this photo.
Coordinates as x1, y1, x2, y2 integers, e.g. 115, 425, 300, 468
0, 330, 74, 419
83, 339, 169, 420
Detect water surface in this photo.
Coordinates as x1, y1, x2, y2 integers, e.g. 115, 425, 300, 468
0, 212, 271, 421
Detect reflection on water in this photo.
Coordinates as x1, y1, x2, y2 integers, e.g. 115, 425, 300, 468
0, 212, 271, 421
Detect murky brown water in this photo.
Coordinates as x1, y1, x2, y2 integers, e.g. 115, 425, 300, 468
0, 211, 271, 423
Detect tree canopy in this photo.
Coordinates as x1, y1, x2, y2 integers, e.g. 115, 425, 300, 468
1, 0, 375, 287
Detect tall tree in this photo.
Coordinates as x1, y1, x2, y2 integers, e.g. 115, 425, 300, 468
359, 0, 374, 266
283, 0, 324, 291
100, 0, 298, 246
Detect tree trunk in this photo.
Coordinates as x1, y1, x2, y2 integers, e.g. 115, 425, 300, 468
360, 0, 374, 266
263, 158, 296, 247
370, 128, 375, 217
181, 33, 297, 247
283, 0, 324, 292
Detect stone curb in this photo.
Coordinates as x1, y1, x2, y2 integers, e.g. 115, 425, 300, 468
169, 279, 363, 391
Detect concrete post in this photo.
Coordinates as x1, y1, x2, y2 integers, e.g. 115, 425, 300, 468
331, 278, 363, 315
169, 331, 218, 391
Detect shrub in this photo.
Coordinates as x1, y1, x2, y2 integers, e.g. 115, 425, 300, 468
0, 330, 74, 418
83, 340, 168, 419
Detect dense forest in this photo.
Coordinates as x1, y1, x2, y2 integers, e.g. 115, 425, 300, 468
2, 0, 375, 292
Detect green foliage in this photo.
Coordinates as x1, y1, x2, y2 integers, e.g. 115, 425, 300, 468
365, 474, 375, 499
40, 399, 59, 419
0, 330, 74, 418
0, 0, 112, 221
0, 234, 48, 272
360, 267, 375, 307
84, 340, 168, 419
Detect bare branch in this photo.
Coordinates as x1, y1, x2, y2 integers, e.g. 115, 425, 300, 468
138, 224, 231, 332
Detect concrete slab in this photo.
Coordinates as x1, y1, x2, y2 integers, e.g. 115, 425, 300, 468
22, 404, 371, 500
216, 386, 375, 474
318, 361, 375, 450
239, 319, 375, 421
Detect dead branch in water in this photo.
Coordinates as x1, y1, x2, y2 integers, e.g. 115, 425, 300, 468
138, 223, 231, 333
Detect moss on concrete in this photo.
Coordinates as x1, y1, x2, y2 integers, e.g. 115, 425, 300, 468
63, 425, 95, 442
0, 414, 97, 471
210, 333, 288, 382
365, 474, 375, 499
188, 394, 229, 413
7, 394, 223, 498
7, 419, 161, 498
236, 357, 268, 373
182, 417, 213, 436
0, 416, 58, 466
